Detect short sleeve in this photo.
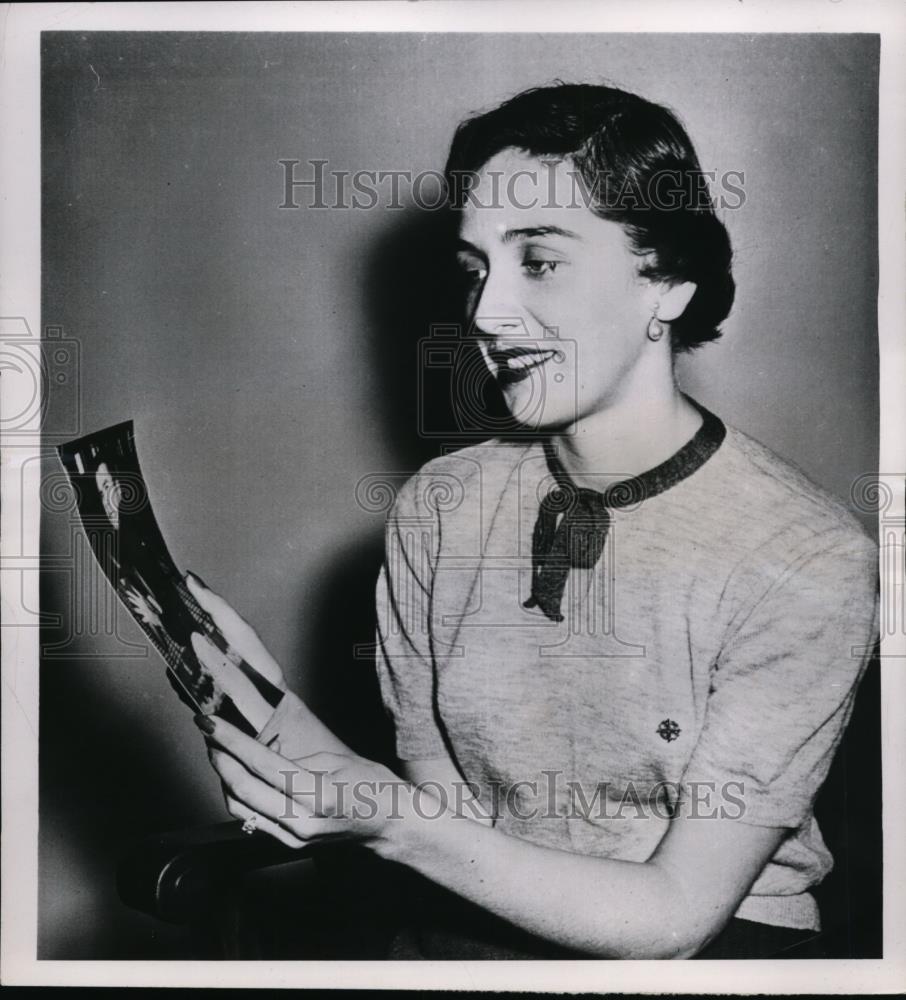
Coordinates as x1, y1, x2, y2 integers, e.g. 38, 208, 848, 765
374, 476, 449, 762
681, 526, 879, 828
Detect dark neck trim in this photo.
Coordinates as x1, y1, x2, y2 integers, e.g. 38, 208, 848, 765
542, 397, 726, 508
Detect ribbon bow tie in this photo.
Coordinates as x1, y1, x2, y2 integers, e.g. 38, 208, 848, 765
522, 404, 726, 622
522, 482, 612, 623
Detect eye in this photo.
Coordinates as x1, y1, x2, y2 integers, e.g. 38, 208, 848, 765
522, 259, 560, 278
455, 252, 488, 284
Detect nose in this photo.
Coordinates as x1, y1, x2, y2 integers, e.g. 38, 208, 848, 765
471, 266, 527, 341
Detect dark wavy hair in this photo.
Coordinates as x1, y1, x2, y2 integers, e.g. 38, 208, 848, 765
444, 82, 735, 352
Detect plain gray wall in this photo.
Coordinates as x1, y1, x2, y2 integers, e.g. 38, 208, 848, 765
40, 32, 878, 958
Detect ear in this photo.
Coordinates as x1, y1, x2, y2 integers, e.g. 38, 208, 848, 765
654, 280, 697, 322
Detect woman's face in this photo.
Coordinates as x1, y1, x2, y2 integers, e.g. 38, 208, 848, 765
456, 148, 661, 431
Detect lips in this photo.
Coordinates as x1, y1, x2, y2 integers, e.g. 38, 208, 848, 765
488, 346, 561, 384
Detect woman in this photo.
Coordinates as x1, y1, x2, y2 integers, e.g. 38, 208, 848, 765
188, 83, 878, 960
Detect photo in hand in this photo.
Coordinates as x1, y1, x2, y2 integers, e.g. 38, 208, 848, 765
57, 421, 284, 737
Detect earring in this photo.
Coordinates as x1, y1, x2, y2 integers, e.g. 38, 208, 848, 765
647, 307, 665, 342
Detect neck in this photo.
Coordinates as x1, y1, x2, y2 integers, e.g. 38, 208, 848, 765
549, 354, 703, 489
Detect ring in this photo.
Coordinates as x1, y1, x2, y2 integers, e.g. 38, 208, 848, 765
241, 814, 259, 836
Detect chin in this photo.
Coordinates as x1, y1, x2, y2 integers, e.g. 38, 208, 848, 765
498, 378, 579, 434
500, 397, 579, 435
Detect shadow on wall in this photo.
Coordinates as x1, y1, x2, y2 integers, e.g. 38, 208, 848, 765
294, 203, 500, 763
362, 205, 514, 472
296, 530, 393, 763
811, 651, 882, 959
38, 640, 220, 958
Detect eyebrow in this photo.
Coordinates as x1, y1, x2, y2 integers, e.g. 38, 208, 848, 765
501, 225, 581, 243
456, 225, 582, 254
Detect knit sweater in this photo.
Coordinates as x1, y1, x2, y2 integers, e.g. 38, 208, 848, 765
375, 408, 879, 931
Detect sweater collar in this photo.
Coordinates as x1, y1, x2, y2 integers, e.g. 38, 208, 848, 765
541, 396, 726, 508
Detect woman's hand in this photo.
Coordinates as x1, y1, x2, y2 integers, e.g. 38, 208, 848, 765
185, 571, 354, 757
198, 714, 406, 852
185, 571, 288, 692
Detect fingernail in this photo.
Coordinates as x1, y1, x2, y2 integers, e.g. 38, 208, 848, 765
186, 570, 209, 589
194, 713, 216, 735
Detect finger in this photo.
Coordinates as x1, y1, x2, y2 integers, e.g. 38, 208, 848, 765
225, 793, 308, 850
211, 746, 311, 823
202, 717, 356, 822
165, 666, 201, 713
190, 631, 274, 734
211, 747, 341, 838
200, 715, 302, 792
185, 573, 285, 687
204, 719, 334, 819
290, 750, 352, 772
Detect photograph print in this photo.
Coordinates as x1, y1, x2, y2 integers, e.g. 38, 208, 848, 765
56, 420, 286, 737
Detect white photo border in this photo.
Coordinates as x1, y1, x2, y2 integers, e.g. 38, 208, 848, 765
2, 0, 904, 992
